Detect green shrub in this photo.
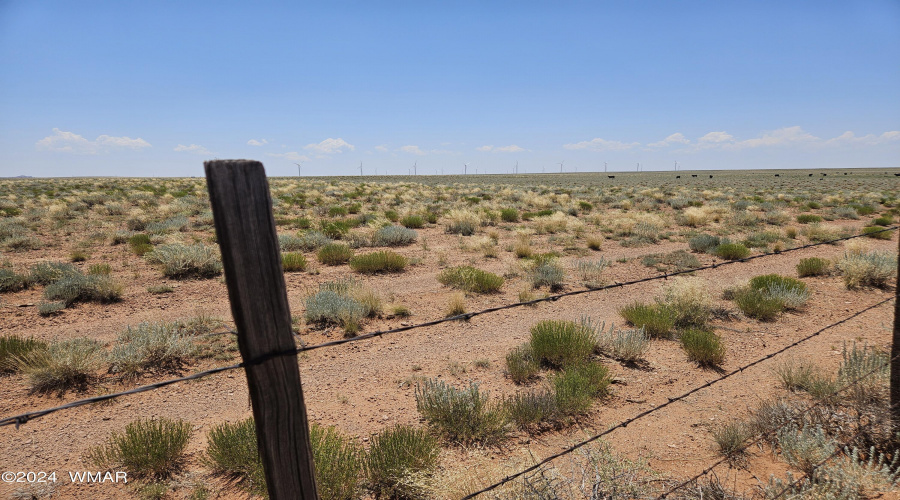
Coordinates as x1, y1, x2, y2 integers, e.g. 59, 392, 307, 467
680, 329, 725, 367
88, 418, 192, 480
551, 361, 611, 416
14, 338, 105, 393
320, 220, 353, 239
529, 320, 595, 368
688, 234, 721, 253
110, 322, 197, 377
748, 274, 810, 309
438, 265, 504, 293
328, 205, 348, 217
802, 222, 848, 243
146, 244, 222, 279
872, 215, 893, 226
400, 215, 425, 229
296, 230, 333, 251
505, 389, 557, 429
147, 284, 174, 294
711, 421, 751, 458
796, 214, 823, 224
500, 208, 519, 222
414, 378, 508, 445
281, 252, 307, 272
316, 243, 354, 265
44, 273, 123, 305
69, 250, 89, 262
796, 257, 831, 277
0, 268, 29, 293
0, 335, 47, 373
619, 302, 674, 338
278, 233, 305, 252
304, 280, 380, 334
128, 233, 153, 256
836, 251, 896, 289
853, 204, 876, 216
373, 225, 418, 247
88, 263, 112, 275
862, 226, 892, 240
349, 250, 407, 274
384, 209, 399, 222
204, 418, 265, 496
733, 287, 784, 321
29, 261, 78, 285
714, 243, 750, 260
522, 209, 555, 220
505, 344, 540, 384
310, 423, 364, 500
527, 256, 566, 290
366, 425, 440, 499
742, 231, 782, 249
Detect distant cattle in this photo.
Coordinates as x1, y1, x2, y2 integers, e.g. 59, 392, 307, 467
895, 173, 900, 177
608, 175, 615, 179
691, 174, 698, 177
775, 174, 780, 177
709, 175, 713, 178
809, 173, 813, 176
821, 173, 827, 176
676, 175, 680, 179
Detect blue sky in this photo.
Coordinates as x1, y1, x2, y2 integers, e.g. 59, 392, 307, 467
1, 1, 898, 177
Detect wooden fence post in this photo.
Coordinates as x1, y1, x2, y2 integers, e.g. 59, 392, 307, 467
892, 229, 900, 435
204, 160, 318, 499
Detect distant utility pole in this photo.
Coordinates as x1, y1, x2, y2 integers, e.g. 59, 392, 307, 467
464, 163, 469, 175
604, 162, 608, 173
674, 160, 678, 171
559, 161, 565, 173
515, 161, 519, 174
359, 162, 363, 176
294, 162, 302, 177
413, 161, 417, 176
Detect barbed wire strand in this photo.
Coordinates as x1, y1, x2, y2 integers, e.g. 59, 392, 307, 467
461, 296, 894, 499
0, 226, 895, 431
654, 353, 900, 499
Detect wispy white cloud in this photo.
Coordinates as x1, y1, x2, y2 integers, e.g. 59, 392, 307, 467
36, 128, 151, 154
266, 151, 310, 162
374, 145, 389, 152
646, 133, 690, 148
729, 126, 817, 150
304, 138, 355, 154
824, 130, 900, 146
247, 139, 268, 146
563, 137, 639, 151
399, 145, 426, 155
689, 126, 900, 152
174, 144, 213, 155
477, 144, 526, 153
